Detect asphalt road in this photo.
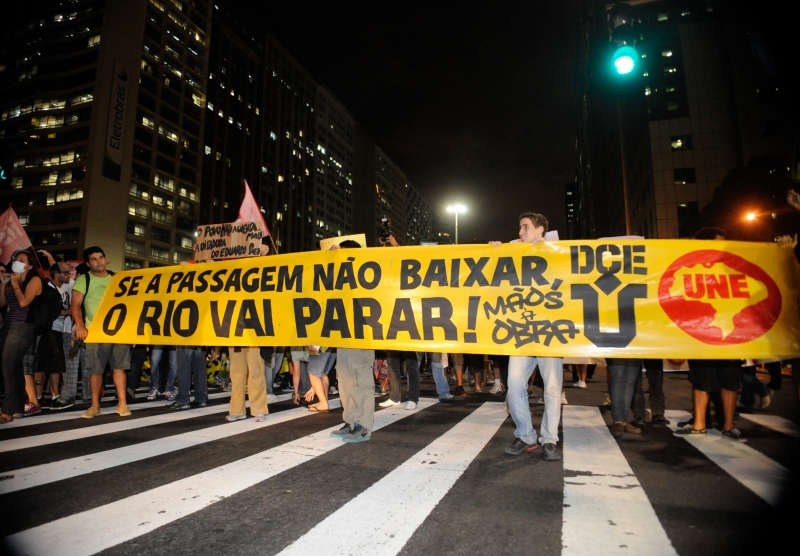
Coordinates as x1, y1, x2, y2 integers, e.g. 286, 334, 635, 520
0, 366, 797, 556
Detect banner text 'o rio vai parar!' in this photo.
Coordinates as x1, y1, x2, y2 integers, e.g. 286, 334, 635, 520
86, 241, 800, 359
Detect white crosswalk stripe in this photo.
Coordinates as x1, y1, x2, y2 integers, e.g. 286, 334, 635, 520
562, 405, 677, 556
740, 413, 800, 439
665, 410, 792, 507
2, 391, 234, 429
0, 397, 334, 495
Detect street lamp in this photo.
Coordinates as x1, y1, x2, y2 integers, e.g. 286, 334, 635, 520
745, 212, 756, 221
446, 204, 466, 244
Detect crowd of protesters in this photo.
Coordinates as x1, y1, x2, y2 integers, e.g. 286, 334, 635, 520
1, 192, 799, 456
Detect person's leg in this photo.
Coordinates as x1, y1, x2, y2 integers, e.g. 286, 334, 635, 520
643, 359, 665, 417
507, 356, 537, 444
337, 350, 355, 428
1, 323, 37, 417
149, 347, 162, 392
430, 353, 450, 398
608, 359, 640, 424
586, 364, 596, 380
538, 357, 564, 444
765, 361, 782, 390
721, 388, 737, 431
350, 350, 375, 435
191, 347, 208, 404
49, 372, 60, 398
693, 390, 710, 430
228, 348, 247, 416
60, 332, 79, 401
577, 364, 588, 383
245, 347, 268, 416
386, 353, 403, 403
112, 369, 127, 408
631, 368, 646, 422
165, 347, 178, 394
404, 352, 420, 403
260, 347, 276, 395
175, 347, 193, 405
308, 352, 330, 410
127, 345, 147, 399
739, 366, 759, 407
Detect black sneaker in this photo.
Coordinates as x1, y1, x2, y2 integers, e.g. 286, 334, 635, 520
504, 438, 538, 456
454, 385, 467, 397
190, 401, 208, 408
330, 423, 352, 438
542, 442, 561, 461
49, 397, 75, 411
721, 428, 746, 442
651, 414, 670, 426
439, 394, 455, 403
165, 401, 191, 411
677, 417, 694, 428
631, 415, 646, 428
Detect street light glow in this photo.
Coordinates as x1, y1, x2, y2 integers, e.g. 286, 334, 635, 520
447, 204, 466, 214
745, 212, 756, 221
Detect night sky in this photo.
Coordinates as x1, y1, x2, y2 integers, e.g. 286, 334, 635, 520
230, 0, 580, 243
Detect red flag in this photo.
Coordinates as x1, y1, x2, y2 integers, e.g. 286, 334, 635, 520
235, 180, 270, 236
0, 207, 33, 264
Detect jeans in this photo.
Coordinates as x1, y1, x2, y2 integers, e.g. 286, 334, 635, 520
127, 345, 148, 395
262, 347, 284, 394
176, 346, 208, 405
150, 346, 177, 394
608, 359, 641, 423
507, 356, 563, 445
430, 353, 451, 398
59, 331, 80, 401
740, 366, 770, 407
387, 350, 420, 403
632, 359, 665, 418
0, 322, 37, 415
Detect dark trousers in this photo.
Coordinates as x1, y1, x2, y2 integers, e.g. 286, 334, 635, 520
765, 361, 782, 390
741, 366, 770, 407
127, 345, 148, 394
1, 322, 37, 415
632, 359, 665, 418
608, 358, 641, 424
176, 346, 208, 405
387, 350, 419, 403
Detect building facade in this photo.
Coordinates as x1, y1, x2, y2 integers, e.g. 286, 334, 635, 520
576, 0, 795, 239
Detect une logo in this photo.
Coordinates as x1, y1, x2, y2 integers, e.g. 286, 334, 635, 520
658, 250, 781, 345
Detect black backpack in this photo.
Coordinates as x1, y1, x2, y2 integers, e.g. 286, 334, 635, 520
30, 278, 65, 335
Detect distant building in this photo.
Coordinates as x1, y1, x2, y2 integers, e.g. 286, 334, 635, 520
0, 0, 433, 263
576, 0, 795, 238
565, 180, 578, 239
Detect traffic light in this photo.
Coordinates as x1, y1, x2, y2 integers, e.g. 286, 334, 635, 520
609, 2, 638, 77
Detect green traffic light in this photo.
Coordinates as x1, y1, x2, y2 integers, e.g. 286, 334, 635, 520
613, 45, 638, 75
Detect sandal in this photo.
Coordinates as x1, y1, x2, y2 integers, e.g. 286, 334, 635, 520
674, 424, 707, 435
0, 414, 13, 424
308, 406, 330, 412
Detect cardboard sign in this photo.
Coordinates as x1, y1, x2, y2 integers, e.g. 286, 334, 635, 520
319, 233, 367, 250
193, 221, 266, 260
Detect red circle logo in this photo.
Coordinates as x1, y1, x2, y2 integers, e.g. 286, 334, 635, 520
658, 250, 781, 345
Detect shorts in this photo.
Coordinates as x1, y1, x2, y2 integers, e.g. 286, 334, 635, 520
307, 351, 335, 377
33, 330, 66, 375
688, 359, 741, 392
86, 343, 131, 375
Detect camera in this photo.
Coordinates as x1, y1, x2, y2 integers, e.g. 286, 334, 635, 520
378, 217, 393, 243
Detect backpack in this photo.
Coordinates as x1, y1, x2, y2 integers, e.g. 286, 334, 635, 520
79, 270, 115, 322
30, 278, 64, 335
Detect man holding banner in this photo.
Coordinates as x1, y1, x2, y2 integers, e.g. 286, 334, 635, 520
490, 212, 563, 461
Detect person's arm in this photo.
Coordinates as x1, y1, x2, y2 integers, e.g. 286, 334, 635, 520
11, 274, 42, 307
71, 277, 88, 341
38, 249, 57, 268
0, 278, 8, 308
488, 241, 502, 246
788, 190, 800, 212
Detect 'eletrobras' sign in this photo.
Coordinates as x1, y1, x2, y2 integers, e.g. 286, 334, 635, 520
102, 61, 129, 181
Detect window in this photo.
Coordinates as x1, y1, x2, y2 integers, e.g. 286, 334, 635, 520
667, 101, 678, 111
677, 202, 699, 237
151, 208, 172, 225
180, 236, 193, 249
661, 50, 673, 57
204, 145, 211, 155
664, 67, 677, 74
178, 185, 196, 200
150, 246, 170, 260
87, 35, 100, 47
673, 167, 696, 184
141, 114, 155, 129
55, 187, 82, 202
158, 124, 179, 142
670, 135, 692, 150
154, 173, 175, 192
124, 258, 144, 270
657, 12, 668, 21
126, 241, 146, 255
128, 201, 148, 218
152, 193, 174, 210
129, 222, 146, 237
644, 87, 651, 96
130, 183, 150, 199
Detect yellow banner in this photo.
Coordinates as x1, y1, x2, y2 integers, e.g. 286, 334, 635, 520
87, 241, 800, 359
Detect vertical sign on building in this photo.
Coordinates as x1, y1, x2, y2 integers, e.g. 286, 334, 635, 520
102, 61, 129, 181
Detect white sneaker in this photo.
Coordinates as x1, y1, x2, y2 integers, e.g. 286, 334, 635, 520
490, 383, 503, 394
405, 401, 417, 410
573, 381, 587, 389
266, 394, 279, 404
225, 414, 246, 422
379, 399, 402, 408
536, 397, 545, 405
329, 386, 338, 395
561, 392, 569, 405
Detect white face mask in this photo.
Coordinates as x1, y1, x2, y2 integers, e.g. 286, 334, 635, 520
11, 261, 27, 274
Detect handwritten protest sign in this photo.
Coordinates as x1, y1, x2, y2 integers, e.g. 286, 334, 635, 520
319, 233, 367, 250
87, 240, 800, 359
193, 221, 265, 260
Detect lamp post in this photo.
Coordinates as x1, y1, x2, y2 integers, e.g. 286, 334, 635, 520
446, 204, 466, 244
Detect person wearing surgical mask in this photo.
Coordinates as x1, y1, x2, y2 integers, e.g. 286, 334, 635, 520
0, 249, 43, 423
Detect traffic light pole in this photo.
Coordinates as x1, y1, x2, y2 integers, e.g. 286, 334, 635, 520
616, 91, 632, 236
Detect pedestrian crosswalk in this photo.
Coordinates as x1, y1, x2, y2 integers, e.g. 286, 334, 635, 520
0, 397, 796, 556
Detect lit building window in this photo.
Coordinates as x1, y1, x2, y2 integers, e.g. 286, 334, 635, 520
661, 50, 673, 57
657, 12, 668, 22
87, 35, 101, 47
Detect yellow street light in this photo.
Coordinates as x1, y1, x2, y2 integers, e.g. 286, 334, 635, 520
446, 204, 467, 244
